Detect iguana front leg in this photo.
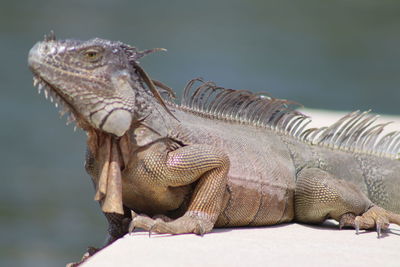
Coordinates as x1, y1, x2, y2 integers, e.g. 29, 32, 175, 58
129, 144, 230, 235
295, 168, 400, 237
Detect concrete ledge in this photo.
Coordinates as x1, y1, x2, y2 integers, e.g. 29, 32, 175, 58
82, 109, 400, 267
83, 222, 400, 267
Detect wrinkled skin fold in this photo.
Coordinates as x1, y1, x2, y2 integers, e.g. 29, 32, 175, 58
87, 130, 133, 215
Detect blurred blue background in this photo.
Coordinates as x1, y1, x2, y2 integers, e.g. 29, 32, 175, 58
1, 0, 400, 266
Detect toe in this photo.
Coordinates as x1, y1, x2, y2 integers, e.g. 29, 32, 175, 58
353, 205, 399, 237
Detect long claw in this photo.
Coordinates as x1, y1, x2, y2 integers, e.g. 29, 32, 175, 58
355, 219, 360, 235
375, 218, 389, 238
128, 210, 138, 234
198, 225, 206, 237
128, 222, 135, 234
148, 225, 155, 238
377, 223, 382, 238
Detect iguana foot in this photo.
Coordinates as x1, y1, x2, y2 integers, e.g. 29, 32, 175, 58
129, 212, 214, 235
65, 247, 99, 267
339, 212, 356, 229
339, 206, 400, 238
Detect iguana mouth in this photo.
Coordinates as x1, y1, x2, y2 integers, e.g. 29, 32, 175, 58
29, 32, 84, 130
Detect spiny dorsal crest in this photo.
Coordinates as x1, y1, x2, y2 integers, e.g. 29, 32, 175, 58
180, 78, 311, 136
304, 111, 400, 159
180, 78, 400, 160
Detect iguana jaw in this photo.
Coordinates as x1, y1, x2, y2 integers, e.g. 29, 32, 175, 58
28, 36, 134, 137
31, 73, 88, 130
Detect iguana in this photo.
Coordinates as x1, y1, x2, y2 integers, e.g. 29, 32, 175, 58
28, 32, 400, 256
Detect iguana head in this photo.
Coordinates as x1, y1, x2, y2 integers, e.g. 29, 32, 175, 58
28, 32, 172, 136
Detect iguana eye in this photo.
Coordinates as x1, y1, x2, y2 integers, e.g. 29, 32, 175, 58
83, 49, 102, 62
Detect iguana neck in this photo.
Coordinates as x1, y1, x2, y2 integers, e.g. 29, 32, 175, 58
131, 92, 179, 139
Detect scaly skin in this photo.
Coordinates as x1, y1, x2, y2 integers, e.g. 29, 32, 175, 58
28, 33, 400, 264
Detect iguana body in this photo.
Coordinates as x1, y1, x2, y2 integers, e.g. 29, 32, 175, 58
28, 34, 400, 251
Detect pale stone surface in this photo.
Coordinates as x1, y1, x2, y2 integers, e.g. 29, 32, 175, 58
82, 222, 400, 267
82, 110, 400, 267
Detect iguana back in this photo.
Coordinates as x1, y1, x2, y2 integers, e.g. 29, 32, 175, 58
169, 79, 400, 216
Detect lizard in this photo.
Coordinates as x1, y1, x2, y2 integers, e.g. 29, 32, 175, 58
28, 32, 400, 257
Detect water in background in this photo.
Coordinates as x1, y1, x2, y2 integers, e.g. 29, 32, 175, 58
1, 0, 400, 266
